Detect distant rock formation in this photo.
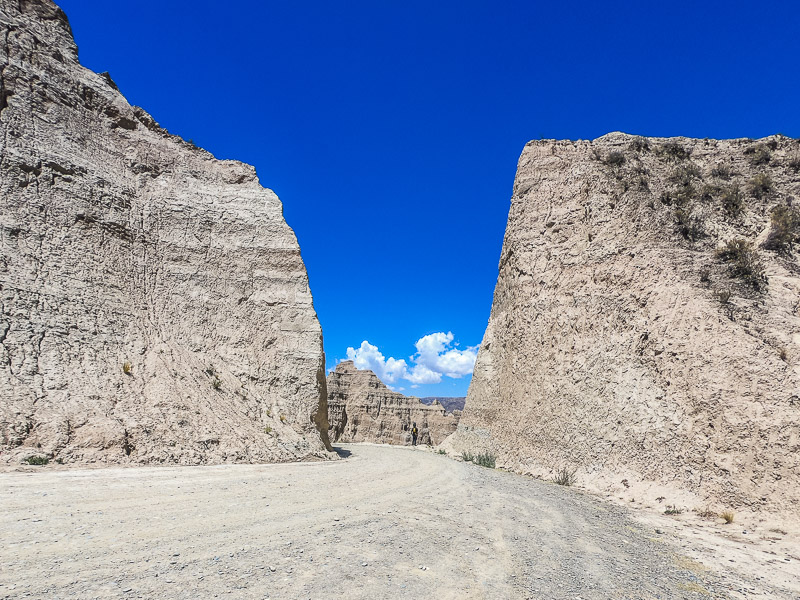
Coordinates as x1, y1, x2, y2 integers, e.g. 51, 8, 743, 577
327, 361, 459, 445
419, 397, 466, 413
445, 133, 800, 516
0, 0, 332, 464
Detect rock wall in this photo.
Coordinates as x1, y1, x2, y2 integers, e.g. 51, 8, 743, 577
446, 133, 800, 515
0, 0, 332, 464
327, 361, 459, 446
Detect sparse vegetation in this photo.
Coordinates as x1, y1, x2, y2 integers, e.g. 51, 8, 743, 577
24, 455, 49, 465
659, 141, 691, 161
720, 183, 744, 216
211, 377, 222, 391
778, 347, 788, 361
788, 154, 800, 172
715, 288, 732, 304
711, 163, 732, 179
721, 510, 735, 524
744, 144, 771, 166
699, 269, 711, 283
473, 452, 496, 468
716, 239, 766, 290
762, 203, 800, 254
630, 137, 650, 152
696, 506, 716, 519
438, 449, 447, 455
664, 504, 683, 515
605, 151, 626, 167
461, 451, 475, 463
674, 207, 704, 241
668, 163, 701, 185
122, 361, 132, 375
280, 414, 287, 423
748, 172, 773, 199
264, 426, 272, 434
698, 183, 721, 203
553, 466, 577, 486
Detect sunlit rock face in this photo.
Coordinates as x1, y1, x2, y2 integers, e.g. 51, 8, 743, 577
447, 133, 800, 516
0, 0, 331, 464
327, 361, 459, 446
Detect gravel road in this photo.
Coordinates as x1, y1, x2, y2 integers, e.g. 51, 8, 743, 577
0, 444, 771, 599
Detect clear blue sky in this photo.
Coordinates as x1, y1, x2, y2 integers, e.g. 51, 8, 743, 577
58, 1, 799, 396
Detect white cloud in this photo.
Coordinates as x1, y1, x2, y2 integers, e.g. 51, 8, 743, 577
343, 332, 477, 387
345, 341, 409, 383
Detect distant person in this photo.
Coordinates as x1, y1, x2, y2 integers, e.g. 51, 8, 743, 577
411, 422, 418, 446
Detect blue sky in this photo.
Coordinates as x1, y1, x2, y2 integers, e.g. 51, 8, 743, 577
58, 1, 800, 396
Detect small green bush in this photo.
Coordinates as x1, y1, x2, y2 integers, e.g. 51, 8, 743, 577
664, 505, 683, 515
659, 141, 691, 161
630, 137, 650, 152
762, 203, 800, 254
211, 378, 222, 391
437, 449, 446, 455
744, 144, 771, 166
711, 164, 732, 179
24, 456, 49, 465
748, 172, 773, 199
122, 361, 132, 375
668, 163, 701, 186
716, 239, 766, 290
720, 183, 744, 216
461, 451, 475, 463
674, 207, 704, 241
553, 467, 577, 486
605, 151, 626, 167
473, 452, 496, 468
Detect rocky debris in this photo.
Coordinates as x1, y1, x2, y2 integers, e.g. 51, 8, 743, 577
419, 396, 466, 412
0, 0, 332, 464
445, 133, 800, 517
327, 361, 459, 445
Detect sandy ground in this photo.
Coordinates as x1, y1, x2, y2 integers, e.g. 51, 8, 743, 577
0, 444, 797, 600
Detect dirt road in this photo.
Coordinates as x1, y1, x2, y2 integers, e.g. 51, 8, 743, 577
0, 444, 790, 599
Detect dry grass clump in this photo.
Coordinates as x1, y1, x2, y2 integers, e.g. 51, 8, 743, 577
630, 137, 650, 152
748, 172, 774, 199
744, 144, 771, 166
762, 203, 800, 254
720, 510, 735, 524
553, 467, 577, 486
720, 184, 744, 216
605, 151, 626, 167
659, 141, 691, 161
716, 239, 766, 290
711, 163, 732, 179
122, 361, 133, 375
664, 505, 683, 515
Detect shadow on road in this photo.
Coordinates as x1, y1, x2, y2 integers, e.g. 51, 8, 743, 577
333, 446, 352, 458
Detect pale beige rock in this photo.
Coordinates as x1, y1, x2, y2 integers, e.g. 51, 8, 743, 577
445, 133, 800, 518
0, 0, 332, 464
327, 361, 459, 445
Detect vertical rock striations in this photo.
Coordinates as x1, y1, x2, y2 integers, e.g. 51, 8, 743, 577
0, 0, 331, 464
448, 133, 800, 515
327, 361, 459, 446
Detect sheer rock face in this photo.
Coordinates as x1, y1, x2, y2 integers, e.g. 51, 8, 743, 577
446, 133, 800, 515
0, 0, 332, 464
327, 361, 459, 446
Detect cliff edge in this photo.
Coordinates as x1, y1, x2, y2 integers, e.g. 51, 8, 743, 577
0, 0, 332, 464
445, 133, 800, 516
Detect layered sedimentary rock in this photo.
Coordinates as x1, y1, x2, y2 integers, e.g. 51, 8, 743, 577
446, 133, 800, 515
420, 396, 465, 413
0, 0, 331, 464
327, 361, 459, 445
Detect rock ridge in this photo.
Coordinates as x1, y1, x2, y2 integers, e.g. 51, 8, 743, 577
0, 0, 332, 464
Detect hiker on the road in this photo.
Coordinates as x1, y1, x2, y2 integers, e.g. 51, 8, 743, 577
411, 422, 418, 446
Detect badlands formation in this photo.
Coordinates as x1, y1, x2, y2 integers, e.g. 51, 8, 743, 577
327, 361, 459, 445
446, 133, 800, 517
0, 0, 331, 464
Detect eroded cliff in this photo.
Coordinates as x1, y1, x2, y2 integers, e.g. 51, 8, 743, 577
0, 0, 332, 464
327, 361, 459, 446
446, 133, 800, 516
